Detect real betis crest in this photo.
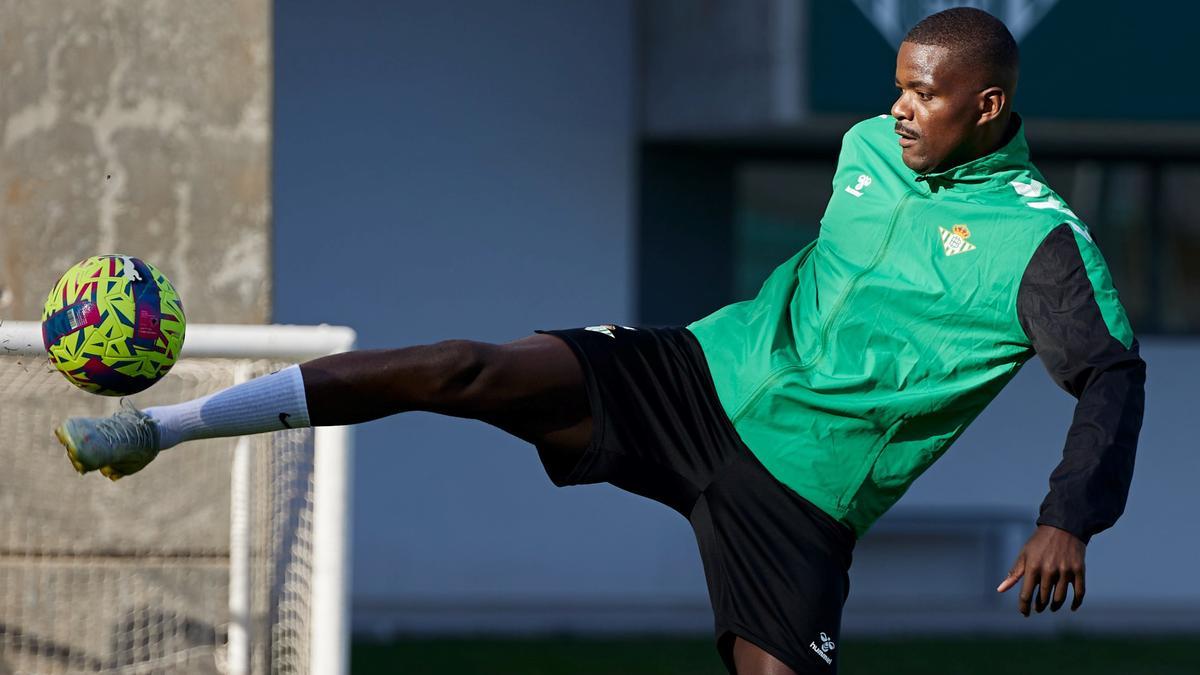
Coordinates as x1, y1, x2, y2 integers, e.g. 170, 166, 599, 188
939, 224, 975, 256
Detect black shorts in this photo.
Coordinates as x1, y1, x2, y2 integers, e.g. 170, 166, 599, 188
534, 325, 856, 675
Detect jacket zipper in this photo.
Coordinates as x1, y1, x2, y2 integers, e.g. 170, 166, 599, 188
730, 191, 916, 425
809, 191, 914, 363
828, 193, 914, 508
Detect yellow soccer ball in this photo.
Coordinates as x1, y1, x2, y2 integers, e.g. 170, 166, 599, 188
42, 255, 186, 396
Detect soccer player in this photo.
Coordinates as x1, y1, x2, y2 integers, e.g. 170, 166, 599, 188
56, 8, 1144, 675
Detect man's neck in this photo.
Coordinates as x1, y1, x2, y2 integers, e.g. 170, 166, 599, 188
982, 114, 1019, 156
930, 114, 1017, 174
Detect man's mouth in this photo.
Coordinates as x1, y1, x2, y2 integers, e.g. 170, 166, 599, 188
895, 125, 919, 141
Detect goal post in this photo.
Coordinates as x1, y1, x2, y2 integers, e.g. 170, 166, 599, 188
0, 320, 354, 675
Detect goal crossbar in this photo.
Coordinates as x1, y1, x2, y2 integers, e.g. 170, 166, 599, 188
2, 321, 355, 360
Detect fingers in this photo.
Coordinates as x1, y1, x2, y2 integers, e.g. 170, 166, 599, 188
1071, 567, 1086, 611
98, 466, 124, 482
1006, 528, 1088, 616
996, 574, 1020, 593
997, 556, 1025, 593
1018, 568, 1038, 617
1036, 568, 1058, 613
1050, 571, 1070, 611
1020, 567, 1086, 615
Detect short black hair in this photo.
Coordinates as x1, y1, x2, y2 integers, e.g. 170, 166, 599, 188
904, 7, 1019, 91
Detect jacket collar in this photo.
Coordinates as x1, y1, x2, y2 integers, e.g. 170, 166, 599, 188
913, 114, 1029, 194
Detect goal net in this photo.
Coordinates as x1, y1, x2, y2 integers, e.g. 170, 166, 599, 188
0, 322, 354, 675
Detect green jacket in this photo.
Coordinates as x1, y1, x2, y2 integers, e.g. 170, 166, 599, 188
689, 114, 1145, 540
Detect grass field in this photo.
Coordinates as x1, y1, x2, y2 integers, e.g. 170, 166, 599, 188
352, 636, 1200, 675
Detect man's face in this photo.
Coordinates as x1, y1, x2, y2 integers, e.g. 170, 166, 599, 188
891, 41, 985, 174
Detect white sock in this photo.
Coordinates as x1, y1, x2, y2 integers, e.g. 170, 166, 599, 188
145, 364, 311, 450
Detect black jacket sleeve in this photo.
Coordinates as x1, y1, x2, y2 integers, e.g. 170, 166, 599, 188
1016, 223, 1146, 545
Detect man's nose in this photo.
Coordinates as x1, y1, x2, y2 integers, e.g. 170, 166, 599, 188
891, 94, 912, 121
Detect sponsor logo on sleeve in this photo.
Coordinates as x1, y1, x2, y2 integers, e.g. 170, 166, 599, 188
844, 174, 873, 197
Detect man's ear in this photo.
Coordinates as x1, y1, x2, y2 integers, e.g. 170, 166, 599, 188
978, 86, 1007, 125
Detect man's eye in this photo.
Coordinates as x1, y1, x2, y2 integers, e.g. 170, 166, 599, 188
917, 92, 934, 101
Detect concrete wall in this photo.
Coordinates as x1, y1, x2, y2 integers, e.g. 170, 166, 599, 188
0, 3, 271, 670
0, 0, 270, 324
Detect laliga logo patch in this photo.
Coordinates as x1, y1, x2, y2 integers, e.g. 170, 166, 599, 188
939, 224, 976, 256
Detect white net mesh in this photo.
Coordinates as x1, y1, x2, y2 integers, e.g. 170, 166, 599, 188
0, 354, 316, 675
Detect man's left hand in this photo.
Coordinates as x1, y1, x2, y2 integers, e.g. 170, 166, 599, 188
996, 524, 1086, 616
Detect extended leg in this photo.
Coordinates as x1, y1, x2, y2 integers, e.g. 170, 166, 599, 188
56, 333, 591, 477
301, 334, 590, 452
